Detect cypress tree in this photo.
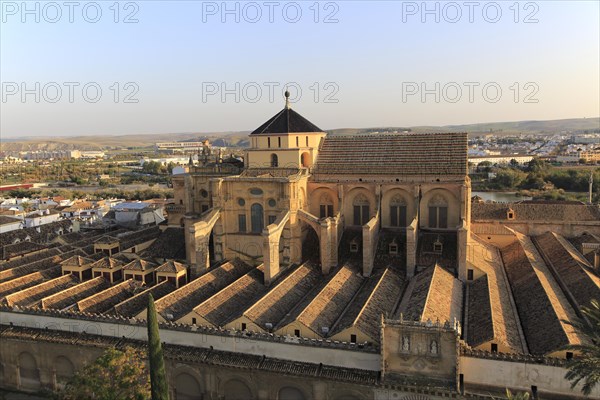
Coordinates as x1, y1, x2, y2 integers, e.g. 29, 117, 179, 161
147, 293, 169, 400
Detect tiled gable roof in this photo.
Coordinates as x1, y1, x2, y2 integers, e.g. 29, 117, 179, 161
500, 234, 582, 355
2, 241, 47, 259
0, 266, 61, 300
155, 259, 253, 321
140, 228, 186, 260
397, 264, 463, 324
313, 133, 468, 176
111, 280, 175, 317
77, 279, 143, 314
467, 275, 494, 346
533, 231, 600, 310
193, 267, 269, 327
41, 276, 111, 310
244, 262, 321, 329
466, 234, 525, 353
295, 263, 365, 335
568, 233, 600, 265
5, 274, 79, 308
333, 266, 404, 343
472, 203, 600, 222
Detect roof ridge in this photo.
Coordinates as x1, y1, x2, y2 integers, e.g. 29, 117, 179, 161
351, 268, 391, 328
420, 265, 439, 322
243, 263, 307, 319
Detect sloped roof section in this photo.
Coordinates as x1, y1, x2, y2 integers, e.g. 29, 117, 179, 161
251, 107, 323, 135
466, 234, 525, 353
533, 231, 600, 310
396, 264, 463, 324
472, 202, 600, 222
500, 234, 582, 355
313, 133, 468, 176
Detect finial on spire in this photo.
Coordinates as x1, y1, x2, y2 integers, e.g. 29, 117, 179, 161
284, 89, 290, 109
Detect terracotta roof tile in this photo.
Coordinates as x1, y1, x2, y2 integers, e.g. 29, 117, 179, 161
156, 261, 187, 274
41, 276, 111, 310
500, 234, 582, 355
155, 258, 253, 321
397, 264, 463, 324
5, 274, 80, 308
294, 263, 365, 336
533, 231, 600, 309
313, 133, 468, 177
466, 235, 525, 353
77, 279, 144, 314
111, 280, 176, 317
0, 266, 61, 300
193, 267, 269, 327
243, 262, 322, 329
472, 203, 600, 222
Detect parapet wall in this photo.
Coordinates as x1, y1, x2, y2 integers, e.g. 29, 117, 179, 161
0, 307, 380, 370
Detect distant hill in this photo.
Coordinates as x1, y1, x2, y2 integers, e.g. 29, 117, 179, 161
2, 117, 598, 152
330, 118, 600, 136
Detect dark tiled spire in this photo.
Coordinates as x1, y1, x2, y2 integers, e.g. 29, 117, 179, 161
250, 91, 323, 135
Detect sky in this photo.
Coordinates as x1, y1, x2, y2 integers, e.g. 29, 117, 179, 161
1, 0, 599, 137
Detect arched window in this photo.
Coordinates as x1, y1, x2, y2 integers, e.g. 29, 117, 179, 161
353, 194, 370, 226
389, 195, 407, 227
278, 386, 306, 400
319, 193, 334, 218
18, 352, 40, 390
428, 195, 448, 229
224, 379, 253, 400
54, 356, 74, 384
175, 372, 203, 400
251, 203, 264, 233
270, 154, 278, 167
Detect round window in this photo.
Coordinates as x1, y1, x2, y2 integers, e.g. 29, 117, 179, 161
238, 198, 246, 206
200, 189, 208, 198
268, 199, 276, 207
249, 188, 263, 196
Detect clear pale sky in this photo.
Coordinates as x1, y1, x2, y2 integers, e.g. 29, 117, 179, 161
1, 0, 599, 137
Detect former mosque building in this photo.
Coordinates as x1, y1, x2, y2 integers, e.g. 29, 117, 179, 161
1, 94, 600, 399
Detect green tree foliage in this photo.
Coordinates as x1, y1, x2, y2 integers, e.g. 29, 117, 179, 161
166, 162, 176, 174
564, 299, 600, 395
477, 161, 493, 173
546, 169, 599, 192
521, 173, 546, 190
491, 169, 526, 189
60, 347, 150, 400
148, 294, 169, 400
142, 161, 168, 175
526, 158, 549, 174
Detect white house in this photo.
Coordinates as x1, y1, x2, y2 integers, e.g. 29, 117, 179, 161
23, 209, 61, 228
0, 216, 23, 233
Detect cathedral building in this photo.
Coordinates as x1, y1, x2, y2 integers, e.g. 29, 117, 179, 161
1, 94, 600, 399
180, 91, 470, 284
